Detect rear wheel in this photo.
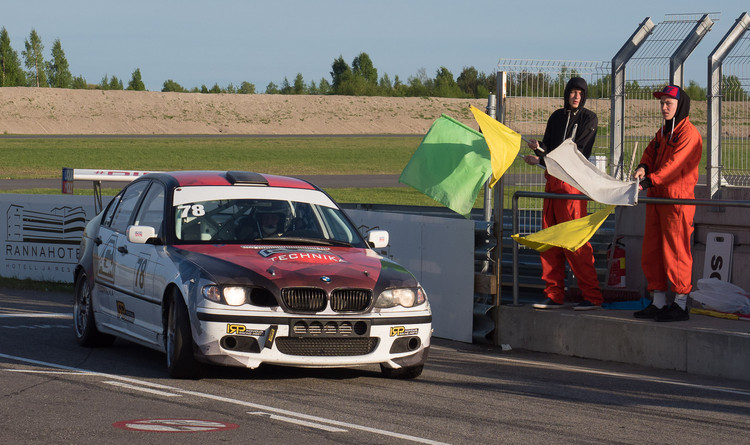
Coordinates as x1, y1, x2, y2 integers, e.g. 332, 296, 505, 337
165, 290, 200, 379
380, 364, 423, 379
73, 272, 115, 347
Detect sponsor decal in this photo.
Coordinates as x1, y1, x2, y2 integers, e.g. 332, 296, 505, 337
390, 326, 419, 337
264, 325, 278, 349
116, 300, 135, 323
96, 235, 117, 284
226, 324, 265, 336
256, 247, 344, 264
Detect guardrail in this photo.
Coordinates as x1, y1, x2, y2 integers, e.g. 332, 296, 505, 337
511, 191, 750, 305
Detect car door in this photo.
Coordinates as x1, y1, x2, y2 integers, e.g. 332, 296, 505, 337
97, 180, 150, 338
92, 192, 124, 330
108, 181, 167, 346
114, 182, 167, 346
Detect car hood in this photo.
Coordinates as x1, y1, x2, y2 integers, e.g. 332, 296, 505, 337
170, 244, 418, 293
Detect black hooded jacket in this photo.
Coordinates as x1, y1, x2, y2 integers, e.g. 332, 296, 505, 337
661, 86, 691, 137
536, 77, 599, 165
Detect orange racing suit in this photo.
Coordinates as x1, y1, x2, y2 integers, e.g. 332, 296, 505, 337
638, 116, 702, 294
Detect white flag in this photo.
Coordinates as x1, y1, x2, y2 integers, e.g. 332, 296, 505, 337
544, 138, 639, 206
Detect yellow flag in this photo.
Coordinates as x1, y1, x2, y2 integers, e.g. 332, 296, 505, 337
511, 205, 616, 252
470, 105, 522, 187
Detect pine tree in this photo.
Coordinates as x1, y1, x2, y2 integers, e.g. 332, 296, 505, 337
127, 68, 145, 91
22, 29, 47, 87
0, 27, 26, 86
46, 39, 73, 88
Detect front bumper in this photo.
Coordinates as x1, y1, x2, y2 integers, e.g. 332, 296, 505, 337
193, 310, 432, 370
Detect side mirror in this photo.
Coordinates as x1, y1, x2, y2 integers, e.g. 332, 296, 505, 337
367, 230, 389, 249
127, 225, 159, 245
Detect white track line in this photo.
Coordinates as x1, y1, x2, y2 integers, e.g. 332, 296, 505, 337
0, 352, 447, 445
431, 345, 750, 397
249, 411, 347, 432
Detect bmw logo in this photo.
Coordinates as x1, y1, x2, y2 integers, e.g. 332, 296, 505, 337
320, 276, 331, 283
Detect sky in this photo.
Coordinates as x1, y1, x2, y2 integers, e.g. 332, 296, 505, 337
2, 0, 747, 92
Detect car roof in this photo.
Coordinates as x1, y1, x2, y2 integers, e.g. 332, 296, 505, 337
142, 171, 318, 190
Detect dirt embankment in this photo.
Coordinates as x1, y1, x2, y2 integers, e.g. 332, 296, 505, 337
0, 87, 489, 135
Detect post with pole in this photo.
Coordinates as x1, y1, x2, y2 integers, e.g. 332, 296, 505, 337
492, 71, 507, 345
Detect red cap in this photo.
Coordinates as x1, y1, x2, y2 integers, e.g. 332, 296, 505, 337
653, 85, 680, 100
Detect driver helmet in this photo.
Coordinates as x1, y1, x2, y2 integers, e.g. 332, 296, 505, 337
255, 201, 289, 236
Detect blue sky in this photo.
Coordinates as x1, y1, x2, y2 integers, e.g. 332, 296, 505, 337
2, 0, 746, 92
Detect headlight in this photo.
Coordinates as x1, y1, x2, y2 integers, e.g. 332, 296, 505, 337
202, 285, 247, 306
202, 285, 222, 303
223, 286, 248, 306
374, 287, 426, 308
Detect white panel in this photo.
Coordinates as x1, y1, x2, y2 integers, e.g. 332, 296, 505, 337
1, 194, 97, 283
347, 209, 474, 343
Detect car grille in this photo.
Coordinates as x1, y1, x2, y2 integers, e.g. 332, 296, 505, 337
331, 289, 372, 312
275, 337, 378, 356
281, 287, 327, 312
281, 288, 373, 313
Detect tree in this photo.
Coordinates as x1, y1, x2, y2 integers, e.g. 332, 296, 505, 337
317, 77, 331, 95
379, 73, 393, 95
238, 81, 255, 94
127, 68, 146, 91
0, 27, 25, 86
308, 79, 319, 95
22, 28, 46, 87
46, 38, 72, 88
265, 82, 279, 94
433, 67, 463, 98
722, 75, 749, 101
406, 68, 430, 97
293, 73, 306, 94
279, 77, 293, 94
162, 79, 187, 92
330, 55, 351, 92
71, 75, 88, 89
457, 66, 479, 98
109, 75, 123, 90
683, 80, 706, 101
352, 52, 377, 85
208, 83, 222, 94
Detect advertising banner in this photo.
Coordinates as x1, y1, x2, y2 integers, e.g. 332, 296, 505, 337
1, 195, 96, 283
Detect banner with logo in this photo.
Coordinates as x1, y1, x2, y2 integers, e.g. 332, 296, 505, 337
1, 195, 96, 283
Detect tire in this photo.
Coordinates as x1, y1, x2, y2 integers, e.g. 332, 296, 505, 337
165, 290, 200, 379
73, 272, 115, 347
380, 364, 424, 380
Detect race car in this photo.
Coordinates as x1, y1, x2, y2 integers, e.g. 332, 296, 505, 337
73, 170, 431, 379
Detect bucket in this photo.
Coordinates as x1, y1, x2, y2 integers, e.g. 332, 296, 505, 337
590, 155, 607, 173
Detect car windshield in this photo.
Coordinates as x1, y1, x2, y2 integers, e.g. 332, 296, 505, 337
172, 186, 366, 247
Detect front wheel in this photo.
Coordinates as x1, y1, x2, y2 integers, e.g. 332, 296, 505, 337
165, 290, 200, 379
73, 271, 114, 347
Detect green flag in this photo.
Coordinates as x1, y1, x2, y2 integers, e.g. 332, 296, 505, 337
398, 114, 491, 217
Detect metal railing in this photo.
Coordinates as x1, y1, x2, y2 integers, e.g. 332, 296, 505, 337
510, 190, 750, 305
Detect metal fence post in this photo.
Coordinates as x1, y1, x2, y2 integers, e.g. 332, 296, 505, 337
610, 17, 655, 180
707, 12, 750, 199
